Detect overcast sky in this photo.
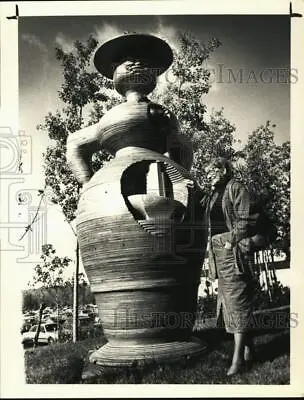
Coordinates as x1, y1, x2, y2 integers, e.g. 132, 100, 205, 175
18, 14, 291, 286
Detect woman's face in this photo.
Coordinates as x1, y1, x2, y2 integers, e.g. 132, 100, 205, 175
205, 164, 226, 186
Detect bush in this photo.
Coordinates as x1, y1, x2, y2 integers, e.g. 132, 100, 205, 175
253, 283, 290, 310
60, 317, 104, 343
196, 294, 217, 322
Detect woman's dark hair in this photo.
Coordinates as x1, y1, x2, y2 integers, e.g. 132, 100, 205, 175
209, 157, 233, 181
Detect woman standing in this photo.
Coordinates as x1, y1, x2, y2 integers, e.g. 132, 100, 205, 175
203, 157, 256, 376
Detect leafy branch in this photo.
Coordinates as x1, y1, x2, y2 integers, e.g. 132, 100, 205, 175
19, 184, 47, 241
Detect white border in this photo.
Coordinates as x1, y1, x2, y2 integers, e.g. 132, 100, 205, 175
5, 1, 290, 17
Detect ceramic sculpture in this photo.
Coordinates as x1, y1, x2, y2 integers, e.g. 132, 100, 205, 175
67, 34, 208, 366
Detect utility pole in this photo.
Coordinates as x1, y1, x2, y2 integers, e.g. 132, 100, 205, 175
72, 241, 79, 342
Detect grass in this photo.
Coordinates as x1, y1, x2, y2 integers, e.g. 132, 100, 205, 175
24, 327, 289, 384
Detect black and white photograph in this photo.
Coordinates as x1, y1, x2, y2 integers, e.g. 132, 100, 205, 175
0, 0, 303, 397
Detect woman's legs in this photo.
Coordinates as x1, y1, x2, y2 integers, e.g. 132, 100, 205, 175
227, 332, 255, 375
227, 332, 246, 375
211, 233, 255, 375
244, 332, 255, 362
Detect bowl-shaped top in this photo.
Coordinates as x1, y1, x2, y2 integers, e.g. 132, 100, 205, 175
94, 34, 173, 79
128, 193, 185, 221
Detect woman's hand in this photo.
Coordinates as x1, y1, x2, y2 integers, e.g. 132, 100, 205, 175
185, 179, 204, 191
224, 241, 233, 250
185, 179, 195, 189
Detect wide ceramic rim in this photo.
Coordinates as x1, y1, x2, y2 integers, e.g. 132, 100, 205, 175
93, 33, 174, 79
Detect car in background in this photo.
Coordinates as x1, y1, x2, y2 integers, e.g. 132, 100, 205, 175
63, 308, 73, 319
22, 323, 59, 346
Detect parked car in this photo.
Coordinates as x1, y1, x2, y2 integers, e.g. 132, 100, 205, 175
22, 323, 59, 346
49, 311, 66, 322
23, 315, 37, 324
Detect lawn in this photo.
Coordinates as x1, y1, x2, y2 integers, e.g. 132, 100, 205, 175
24, 327, 289, 384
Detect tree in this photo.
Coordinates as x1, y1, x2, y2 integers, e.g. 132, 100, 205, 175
38, 36, 119, 341
22, 290, 40, 312
151, 32, 236, 186
32, 244, 71, 344
235, 121, 290, 256
152, 32, 221, 138
33, 244, 71, 301
22, 278, 94, 311
191, 108, 237, 187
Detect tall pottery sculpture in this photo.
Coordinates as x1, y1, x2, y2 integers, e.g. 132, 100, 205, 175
67, 34, 208, 366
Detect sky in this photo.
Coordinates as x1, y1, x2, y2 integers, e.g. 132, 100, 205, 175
17, 14, 291, 287
19, 14, 290, 148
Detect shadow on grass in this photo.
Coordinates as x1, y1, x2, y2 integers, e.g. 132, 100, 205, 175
195, 327, 231, 349
254, 329, 290, 363
195, 326, 290, 359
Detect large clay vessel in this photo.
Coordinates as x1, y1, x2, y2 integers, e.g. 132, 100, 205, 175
67, 34, 208, 366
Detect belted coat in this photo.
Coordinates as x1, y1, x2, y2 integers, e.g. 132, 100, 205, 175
201, 179, 256, 280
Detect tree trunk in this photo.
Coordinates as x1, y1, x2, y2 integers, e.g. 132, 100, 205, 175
57, 302, 59, 334
34, 303, 46, 347
72, 241, 80, 342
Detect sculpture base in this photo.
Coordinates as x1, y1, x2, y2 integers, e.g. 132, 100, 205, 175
89, 337, 207, 367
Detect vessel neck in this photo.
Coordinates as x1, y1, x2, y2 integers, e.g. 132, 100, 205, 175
115, 146, 171, 160
115, 146, 144, 157
125, 91, 147, 103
